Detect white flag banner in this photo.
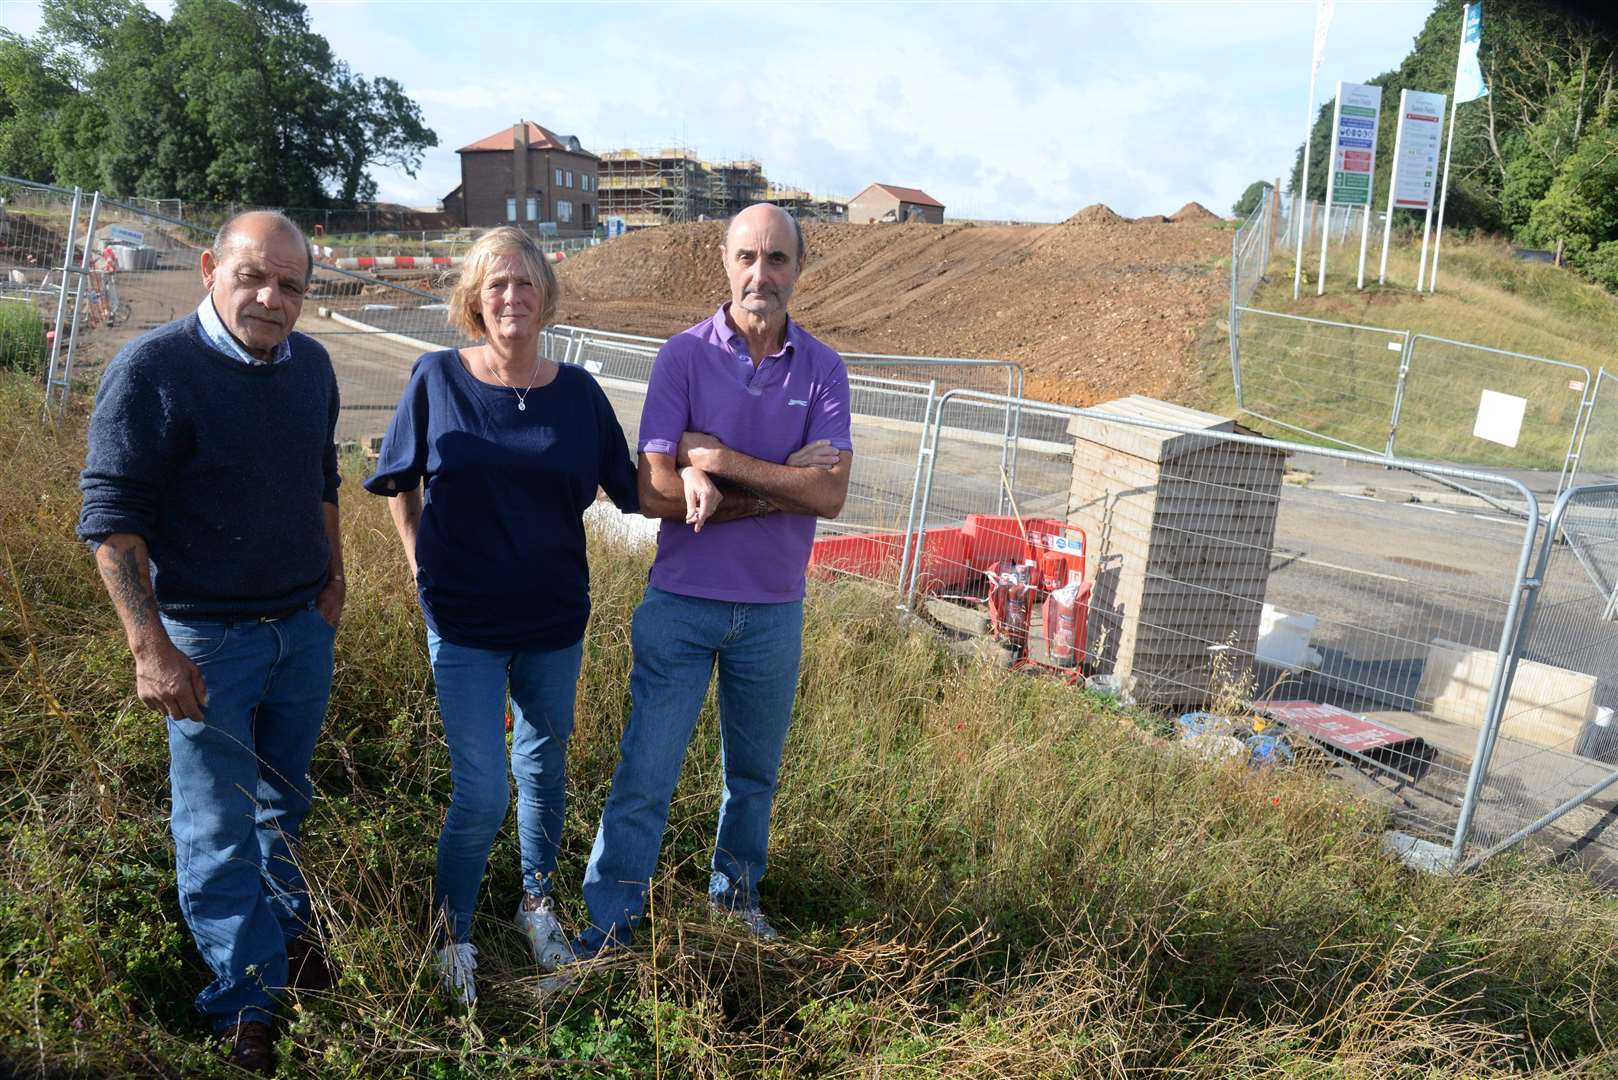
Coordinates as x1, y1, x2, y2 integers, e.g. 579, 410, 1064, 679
1312, 0, 1335, 75
1455, 1, 1488, 104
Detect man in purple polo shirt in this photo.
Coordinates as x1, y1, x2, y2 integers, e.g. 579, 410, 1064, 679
574, 203, 852, 955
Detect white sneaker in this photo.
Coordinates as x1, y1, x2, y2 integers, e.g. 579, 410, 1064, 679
708, 871, 781, 942
708, 898, 781, 941
435, 942, 478, 1007
514, 895, 573, 971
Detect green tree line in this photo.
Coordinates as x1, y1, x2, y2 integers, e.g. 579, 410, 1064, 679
1288, 0, 1618, 291
0, 0, 437, 210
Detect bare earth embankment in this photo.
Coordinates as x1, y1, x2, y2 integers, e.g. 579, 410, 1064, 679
556, 209, 1230, 406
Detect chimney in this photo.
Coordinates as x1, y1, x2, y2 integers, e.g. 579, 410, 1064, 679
512, 120, 531, 223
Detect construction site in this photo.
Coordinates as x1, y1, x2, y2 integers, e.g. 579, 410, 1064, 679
598, 148, 846, 228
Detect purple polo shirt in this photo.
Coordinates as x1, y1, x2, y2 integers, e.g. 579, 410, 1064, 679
639, 304, 853, 603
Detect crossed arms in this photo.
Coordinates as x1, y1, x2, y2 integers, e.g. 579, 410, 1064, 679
638, 432, 852, 532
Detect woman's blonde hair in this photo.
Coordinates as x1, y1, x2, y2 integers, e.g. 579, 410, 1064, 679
448, 226, 560, 340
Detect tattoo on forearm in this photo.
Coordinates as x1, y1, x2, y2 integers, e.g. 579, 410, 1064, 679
109, 546, 157, 629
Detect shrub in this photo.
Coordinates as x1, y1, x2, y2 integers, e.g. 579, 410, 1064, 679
0, 299, 48, 376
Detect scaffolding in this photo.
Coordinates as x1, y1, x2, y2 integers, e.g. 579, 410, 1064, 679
599, 147, 842, 228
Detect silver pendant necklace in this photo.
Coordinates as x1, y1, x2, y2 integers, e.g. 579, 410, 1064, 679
485, 351, 540, 411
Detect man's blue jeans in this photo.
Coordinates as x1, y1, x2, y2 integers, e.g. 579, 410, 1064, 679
426, 630, 584, 944
578, 587, 803, 956
163, 605, 334, 1032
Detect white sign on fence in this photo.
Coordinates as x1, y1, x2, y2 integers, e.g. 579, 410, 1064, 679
105, 225, 145, 246
1473, 389, 1526, 448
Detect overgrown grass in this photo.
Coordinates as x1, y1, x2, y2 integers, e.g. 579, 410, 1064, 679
4, 372, 1618, 1077
1196, 234, 1618, 471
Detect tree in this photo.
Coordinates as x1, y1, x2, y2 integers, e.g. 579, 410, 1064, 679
1232, 181, 1272, 219
3, 0, 436, 210
331, 71, 437, 205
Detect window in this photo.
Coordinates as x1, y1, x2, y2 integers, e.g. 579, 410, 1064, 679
526, 195, 538, 221
557, 200, 573, 224
566, 170, 573, 188
506, 196, 516, 222
582, 174, 591, 192
555, 167, 563, 185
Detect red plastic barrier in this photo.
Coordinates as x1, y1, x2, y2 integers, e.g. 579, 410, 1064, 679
809, 528, 972, 592
912, 527, 971, 592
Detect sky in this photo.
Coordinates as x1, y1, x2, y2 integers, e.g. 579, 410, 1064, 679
1, 0, 1440, 221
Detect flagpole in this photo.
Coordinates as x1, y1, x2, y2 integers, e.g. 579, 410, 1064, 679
1429, 2, 1475, 293
1317, 86, 1342, 297
1292, 70, 1321, 300
1293, 0, 1332, 300
1428, 77, 1461, 292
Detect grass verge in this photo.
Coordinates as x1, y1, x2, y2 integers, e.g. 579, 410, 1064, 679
2, 372, 1618, 1077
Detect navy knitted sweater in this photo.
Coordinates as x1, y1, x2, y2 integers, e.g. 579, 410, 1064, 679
77, 313, 341, 619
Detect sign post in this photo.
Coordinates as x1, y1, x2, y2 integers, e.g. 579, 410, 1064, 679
1317, 80, 1382, 296
1379, 89, 1446, 286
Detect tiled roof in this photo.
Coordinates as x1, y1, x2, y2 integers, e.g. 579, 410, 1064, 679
457, 121, 596, 158
862, 183, 944, 209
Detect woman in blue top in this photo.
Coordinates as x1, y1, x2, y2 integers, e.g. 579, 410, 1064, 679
364, 227, 637, 1006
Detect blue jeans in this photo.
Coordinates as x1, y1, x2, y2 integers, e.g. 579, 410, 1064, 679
578, 587, 803, 956
427, 630, 584, 944
163, 605, 335, 1032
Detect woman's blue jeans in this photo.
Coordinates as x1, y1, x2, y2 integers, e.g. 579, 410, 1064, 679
578, 587, 803, 956
427, 630, 583, 944
163, 605, 334, 1032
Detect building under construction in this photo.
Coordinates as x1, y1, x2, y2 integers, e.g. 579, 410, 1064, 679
599, 147, 843, 228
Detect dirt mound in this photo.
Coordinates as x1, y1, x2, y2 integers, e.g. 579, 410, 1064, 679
1169, 201, 1222, 224
559, 220, 729, 307
1130, 214, 1169, 224
1062, 204, 1126, 226
555, 218, 1230, 407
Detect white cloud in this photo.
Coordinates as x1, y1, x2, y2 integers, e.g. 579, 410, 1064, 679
2, 0, 1439, 219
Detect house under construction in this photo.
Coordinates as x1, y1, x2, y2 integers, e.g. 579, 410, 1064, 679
599, 147, 843, 228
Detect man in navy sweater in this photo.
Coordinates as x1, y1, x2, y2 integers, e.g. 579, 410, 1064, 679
78, 211, 343, 1074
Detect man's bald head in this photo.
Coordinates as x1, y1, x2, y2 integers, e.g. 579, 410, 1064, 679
724, 203, 804, 266
212, 210, 312, 284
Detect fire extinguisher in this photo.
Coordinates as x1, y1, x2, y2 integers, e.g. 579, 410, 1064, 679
1044, 571, 1083, 668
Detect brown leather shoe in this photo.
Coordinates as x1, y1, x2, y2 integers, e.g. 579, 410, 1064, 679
219, 1019, 274, 1074
288, 935, 336, 993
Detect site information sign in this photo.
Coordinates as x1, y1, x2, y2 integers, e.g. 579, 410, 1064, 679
1391, 91, 1446, 209
1330, 81, 1383, 207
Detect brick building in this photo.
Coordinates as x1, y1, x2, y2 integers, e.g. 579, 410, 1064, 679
847, 183, 945, 225
442, 120, 599, 236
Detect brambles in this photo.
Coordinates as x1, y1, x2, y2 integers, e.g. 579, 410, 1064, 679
3, 371, 1618, 1076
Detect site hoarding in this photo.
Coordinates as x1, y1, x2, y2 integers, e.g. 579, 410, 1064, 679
1391, 91, 1446, 210
1329, 81, 1383, 208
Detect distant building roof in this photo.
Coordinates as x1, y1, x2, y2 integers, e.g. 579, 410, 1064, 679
856, 183, 944, 209
457, 121, 598, 160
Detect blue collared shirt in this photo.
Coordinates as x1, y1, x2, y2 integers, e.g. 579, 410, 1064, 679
196, 297, 293, 366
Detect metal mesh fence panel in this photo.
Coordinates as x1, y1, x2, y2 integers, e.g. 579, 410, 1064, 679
0, 180, 79, 396
1233, 307, 1408, 453
1391, 334, 1592, 476
1232, 197, 1272, 308
1452, 484, 1618, 871
1569, 369, 1618, 489
67, 196, 217, 400
906, 391, 1538, 855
